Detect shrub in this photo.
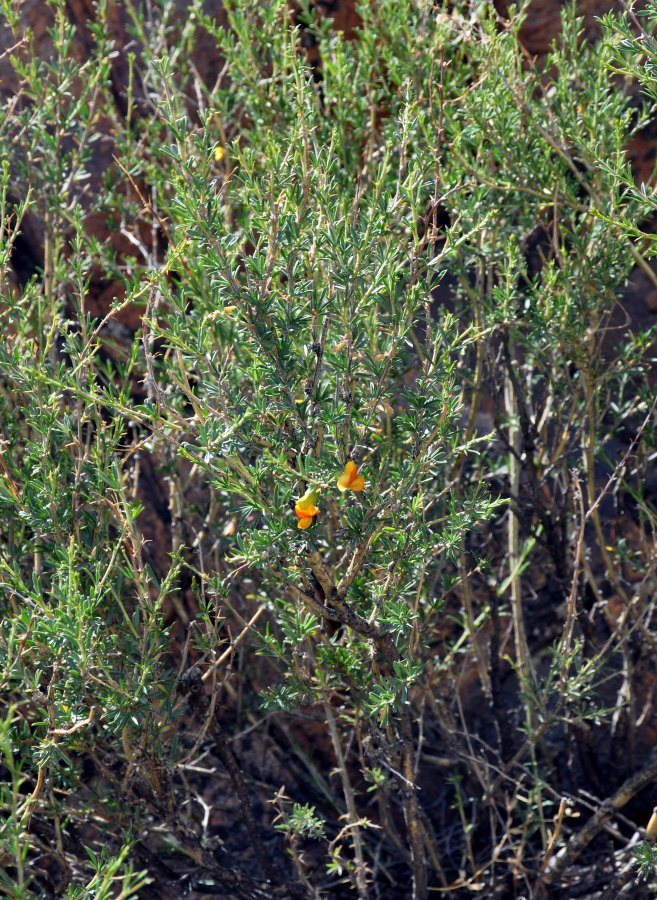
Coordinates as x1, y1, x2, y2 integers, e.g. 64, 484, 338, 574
2, 1, 657, 897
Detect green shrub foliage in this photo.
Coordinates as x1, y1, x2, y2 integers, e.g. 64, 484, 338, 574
2, 0, 657, 897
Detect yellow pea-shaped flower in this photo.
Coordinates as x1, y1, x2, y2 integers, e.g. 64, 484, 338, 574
337, 460, 365, 493
294, 488, 320, 529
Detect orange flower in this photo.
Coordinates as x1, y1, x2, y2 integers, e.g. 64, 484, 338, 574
294, 488, 320, 529
337, 460, 365, 492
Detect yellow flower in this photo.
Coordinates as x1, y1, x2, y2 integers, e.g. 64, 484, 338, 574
294, 488, 320, 529
337, 460, 365, 492
214, 146, 225, 162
